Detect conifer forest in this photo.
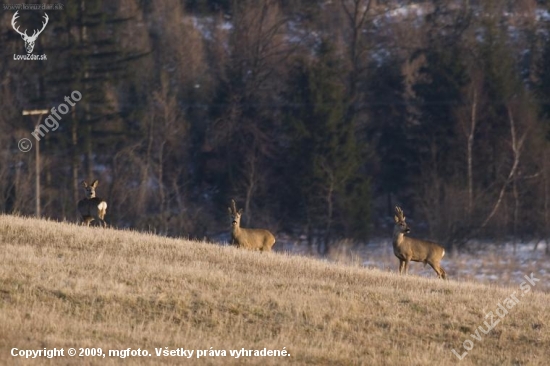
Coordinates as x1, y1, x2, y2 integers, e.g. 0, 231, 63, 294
2, 0, 550, 253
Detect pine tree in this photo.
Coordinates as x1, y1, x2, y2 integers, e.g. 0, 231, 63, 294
283, 40, 370, 252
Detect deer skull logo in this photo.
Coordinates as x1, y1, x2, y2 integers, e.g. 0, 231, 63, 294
11, 11, 49, 54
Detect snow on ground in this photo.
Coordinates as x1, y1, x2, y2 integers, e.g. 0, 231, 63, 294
276, 237, 550, 293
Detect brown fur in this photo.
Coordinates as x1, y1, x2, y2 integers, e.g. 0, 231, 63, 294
228, 200, 275, 251
77, 180, 108, 228
392, 206, 447, 279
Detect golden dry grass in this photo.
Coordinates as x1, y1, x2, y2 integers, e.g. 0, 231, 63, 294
0, 215, 549, 365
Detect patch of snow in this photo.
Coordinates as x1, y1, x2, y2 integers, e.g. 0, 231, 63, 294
536, 9, 550, 21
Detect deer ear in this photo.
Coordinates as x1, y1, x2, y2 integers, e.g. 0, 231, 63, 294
81, 181, 88, 187
238, 208, 243, 214
91, 180, 99, 188
394, 215, 399, 223
228, 207, 232, 214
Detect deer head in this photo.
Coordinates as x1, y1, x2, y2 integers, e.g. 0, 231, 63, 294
394, 206, 411, 234
228, 199, 243, 227
82, 180, 99, 199
12, 11, 49, 54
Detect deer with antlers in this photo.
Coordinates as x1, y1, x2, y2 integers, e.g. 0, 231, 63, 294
392, 206, 447, 279
228, 199, 276, 251
78, 180, 108, 228
12, 11, 49, 54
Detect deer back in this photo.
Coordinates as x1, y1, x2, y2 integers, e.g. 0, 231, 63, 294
78, 197, 107, 217
401, 236, 445, 263
232, 227, 276, 250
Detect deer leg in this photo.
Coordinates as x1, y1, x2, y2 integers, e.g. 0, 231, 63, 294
398, 259, 405, 274
404, 260, 410, 275
98, 211, 107, 228
93, 216, 106, 227
96, 214, 106, 228
439, 266, 447, 280
428, 262, 446, 279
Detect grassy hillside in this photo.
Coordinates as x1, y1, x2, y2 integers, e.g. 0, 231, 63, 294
0, 215, 548, 365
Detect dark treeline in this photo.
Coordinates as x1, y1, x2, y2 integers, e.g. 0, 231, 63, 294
2, 0, 550, 253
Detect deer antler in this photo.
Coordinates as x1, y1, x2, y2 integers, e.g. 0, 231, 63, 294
395, 206, 405, 221
31, 13, 49, 39
231, 199, 238, 214
11, 11, 28, 38
11, 11, 48, 40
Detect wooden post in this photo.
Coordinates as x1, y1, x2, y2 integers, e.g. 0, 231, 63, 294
22, 109, 49, 218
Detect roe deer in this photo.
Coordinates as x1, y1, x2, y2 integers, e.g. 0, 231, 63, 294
78, 180, 108, 228
228, 199, 276, 251
393, 206, 447, 279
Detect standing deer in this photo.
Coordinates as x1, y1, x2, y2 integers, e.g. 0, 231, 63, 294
78, 180, 108, 228
393, 206, 447, 279
228, 199, 276, 251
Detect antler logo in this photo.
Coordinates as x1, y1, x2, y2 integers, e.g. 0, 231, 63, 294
11, 11, 49, 54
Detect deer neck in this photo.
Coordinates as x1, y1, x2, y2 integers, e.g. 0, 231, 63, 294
231, 223, 241, 236
393, 230, 406, 247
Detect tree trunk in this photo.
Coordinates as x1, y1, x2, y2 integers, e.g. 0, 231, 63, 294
71, 114, 79, 219
467, 88, 477, 216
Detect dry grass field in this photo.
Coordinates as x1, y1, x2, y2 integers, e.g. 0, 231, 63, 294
1, 215, 549, 365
